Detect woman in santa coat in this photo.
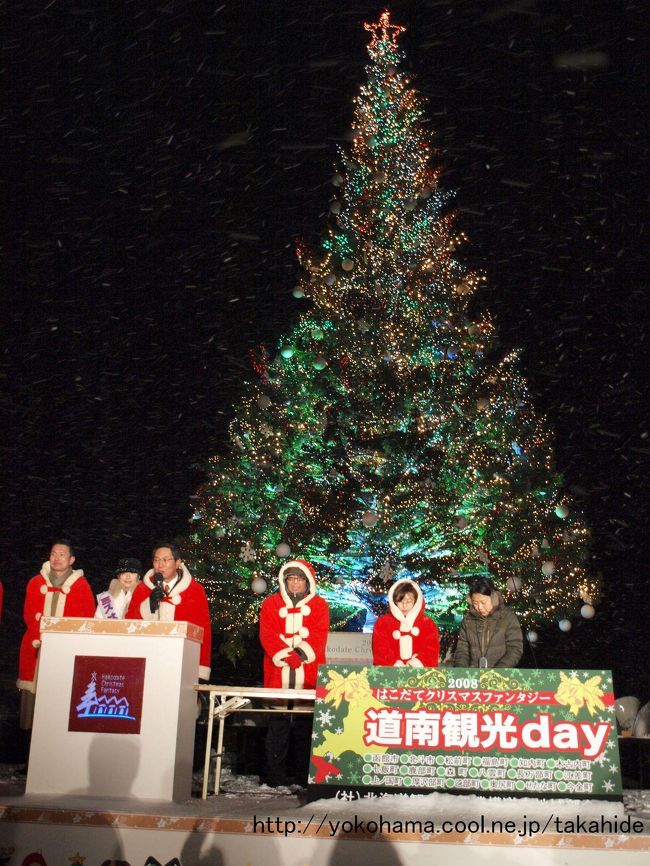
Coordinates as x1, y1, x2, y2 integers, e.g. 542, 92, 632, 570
259, 558, 329, 787
372, 579, 439, 667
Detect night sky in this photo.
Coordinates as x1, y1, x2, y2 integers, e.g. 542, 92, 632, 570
1, 1, 647, 698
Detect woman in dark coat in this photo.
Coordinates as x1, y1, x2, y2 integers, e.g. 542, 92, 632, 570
453, 577, 523, 669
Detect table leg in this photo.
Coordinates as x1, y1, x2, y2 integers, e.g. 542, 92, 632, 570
214, 703, 227, 795
202, 692, 216, 799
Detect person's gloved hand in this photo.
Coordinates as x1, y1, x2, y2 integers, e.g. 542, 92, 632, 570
149, 583, 165, 613
285, 652, 302, 669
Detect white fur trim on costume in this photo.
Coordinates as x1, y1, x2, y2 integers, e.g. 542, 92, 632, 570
199, 665, 211, 680
35, 612, 41, 621
40, 585, 48, 595
400, 634, 413, 661
280, 664, 305, 690
407, 657, 424, 667
139, 599, 155, 621
158, 601, 175, 622
32, 639, 41, 649
277, 559, 317, 605
299, 626, 309, 638
411, 626, 420, 636
279, 608, 288, 619
272, 647, 293, 667
62, 585, 70, 594
17, 678, 36, 693
387, 578, 424, 626
394, 660, 405, 667
171, 595, 181, 605
392, 629, 401, 640
301, 604, 311, 616
298, 640, 316, 664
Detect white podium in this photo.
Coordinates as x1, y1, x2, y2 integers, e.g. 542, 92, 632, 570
26, 617, 203, 802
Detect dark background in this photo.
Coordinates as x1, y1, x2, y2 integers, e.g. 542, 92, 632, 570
1, 1, 647, 715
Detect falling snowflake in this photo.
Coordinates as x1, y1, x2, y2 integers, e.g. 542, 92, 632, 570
239, 542, 256, 562
378, 561, 395, 583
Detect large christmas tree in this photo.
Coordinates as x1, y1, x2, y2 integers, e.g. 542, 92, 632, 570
188, 11, 599, 662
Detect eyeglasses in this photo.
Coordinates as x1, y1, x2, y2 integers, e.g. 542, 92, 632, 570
153, 557, 176, 565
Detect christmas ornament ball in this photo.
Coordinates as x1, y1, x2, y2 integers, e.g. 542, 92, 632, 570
558, 618, 572, 632
312, 355, 327, 371
341, 258, 354, 272
331, 172, 343, 187
311, 327, 325, 341
362, 510, 378, 527
453, 516, 468, 529
292, 287, 305, 299
251, 577, 267, 595
357, 318, 370, 333
329, 200, 341, 215
257, 394, 272, 410
541, 560, 556, 576
476, 397, 490, 411
555, 503, 570, 519
506, 575, 522, 592
335, 575, 344, 585
280, 345, 295, 359
580, 603, 595, 619
324, 272, 337, 286
526, 630, 538, 643
275, 542, 291, 558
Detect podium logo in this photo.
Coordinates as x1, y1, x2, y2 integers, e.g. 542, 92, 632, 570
68, 656, 146, 734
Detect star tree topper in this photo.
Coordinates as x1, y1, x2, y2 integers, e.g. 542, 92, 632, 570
364, 10, 406, 51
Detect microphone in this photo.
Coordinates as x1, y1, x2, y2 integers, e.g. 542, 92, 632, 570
150, 571, 165, 613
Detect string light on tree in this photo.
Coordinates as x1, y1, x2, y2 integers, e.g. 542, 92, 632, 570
186, 10, 599, 662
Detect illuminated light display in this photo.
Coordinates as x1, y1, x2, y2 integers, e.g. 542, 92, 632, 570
186, 12, 599, 662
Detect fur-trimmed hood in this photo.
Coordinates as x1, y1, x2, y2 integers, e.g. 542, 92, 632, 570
277, 559, 317, 606
387, 578, 424, 632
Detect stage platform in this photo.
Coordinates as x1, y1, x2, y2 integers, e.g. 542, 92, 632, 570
1, 768, 649, 865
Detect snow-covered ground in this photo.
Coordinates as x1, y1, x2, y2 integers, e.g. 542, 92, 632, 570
1, 762, 648, 832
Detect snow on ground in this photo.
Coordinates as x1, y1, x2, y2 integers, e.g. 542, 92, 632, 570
2, 763, 648, 830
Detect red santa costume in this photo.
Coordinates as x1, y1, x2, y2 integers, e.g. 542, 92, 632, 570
18, 563, 96, 692
259, 559, 329, 690
125, 563, 212, 680
372, 579, 440, 667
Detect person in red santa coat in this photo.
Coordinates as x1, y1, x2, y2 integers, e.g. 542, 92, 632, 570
259, 559, 329, 787
372, 578, 439, 667
125, 542, 212, 681
18, 540, 95, 747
